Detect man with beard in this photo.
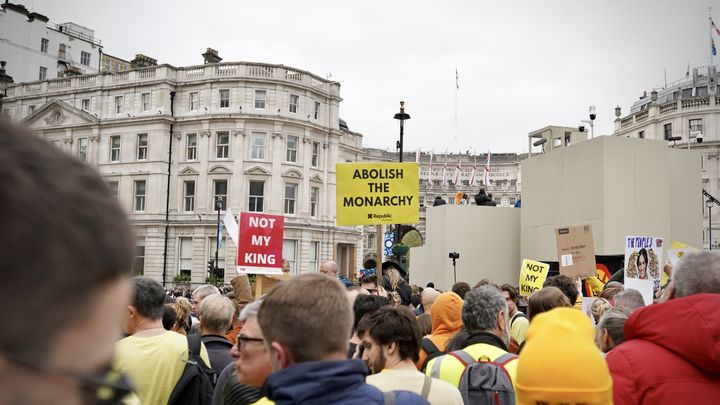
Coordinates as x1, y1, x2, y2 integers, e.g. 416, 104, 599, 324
425, 286, 518, 388
359, 307, 463, 404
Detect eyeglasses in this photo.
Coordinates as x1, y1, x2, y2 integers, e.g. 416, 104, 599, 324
236, 335, 265, 350
6, 355, 134, 405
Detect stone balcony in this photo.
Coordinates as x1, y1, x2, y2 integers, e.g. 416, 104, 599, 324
618, 95, 717, 129
7, 62, 339, 99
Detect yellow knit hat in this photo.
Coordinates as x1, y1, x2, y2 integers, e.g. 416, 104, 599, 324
515, 307, 613, 405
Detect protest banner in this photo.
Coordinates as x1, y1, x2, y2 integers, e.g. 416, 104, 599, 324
625, 236, 663, 292
519, 259, 550, 297
555, 225, 597, 278
236, 212, 284, 275
667, 240, 697, 267
336, 162, 419, 225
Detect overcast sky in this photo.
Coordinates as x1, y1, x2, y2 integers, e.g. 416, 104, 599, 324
18, 0, 719, 153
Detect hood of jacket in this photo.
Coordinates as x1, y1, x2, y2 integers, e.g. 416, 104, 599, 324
625, 293, 720, 375
265, 359, 369, 403
430, 291, 463, 337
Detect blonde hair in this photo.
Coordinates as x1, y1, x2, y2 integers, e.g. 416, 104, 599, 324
387, 268, 401, 291
173, 296, 192, 335
589, 298, 611, 323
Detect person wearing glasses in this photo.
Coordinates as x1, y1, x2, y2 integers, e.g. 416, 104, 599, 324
0, 120, 137, 404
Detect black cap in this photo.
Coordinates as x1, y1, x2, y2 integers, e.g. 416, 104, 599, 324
382, 260, 407, 278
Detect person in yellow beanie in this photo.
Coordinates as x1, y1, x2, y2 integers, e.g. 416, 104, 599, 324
515, 307, 613, 405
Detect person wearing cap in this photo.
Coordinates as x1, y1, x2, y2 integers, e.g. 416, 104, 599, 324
382, 260, 412, 306
515, 307, 613, 405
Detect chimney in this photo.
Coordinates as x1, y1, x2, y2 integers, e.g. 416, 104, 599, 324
202, 48, 222, 64
131, 54, 158, 69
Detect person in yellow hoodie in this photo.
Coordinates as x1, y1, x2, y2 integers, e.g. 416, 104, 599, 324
515, 307, 613, 405
415, 291, 463, 371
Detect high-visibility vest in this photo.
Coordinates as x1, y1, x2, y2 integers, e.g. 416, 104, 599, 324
425, 343, 519, 388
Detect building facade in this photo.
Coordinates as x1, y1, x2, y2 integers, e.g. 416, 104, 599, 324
3, 61, 366, 285
613, 65, 719, 247
0, 2, 102, 82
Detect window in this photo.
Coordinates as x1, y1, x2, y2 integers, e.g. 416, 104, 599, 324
284, 183, 297, 214
638, 131, 645, 139
213, 180, 228, 210
314, 102, 320, 119
249, 181, 264, 212
219, 89, 230, 108
190, 92, 198, 111
311, 142, 320, 167
134, 180, 146, 212
58, 43, 66, 59
186, 133, 197, 160
28, 105, 35, 115
110, 135, 121, 162
80, 51, 91, 66
184, 180, 195, 212
308, 241, 319, 273
209, 237, 226, 274
367, 233, 376, 250
108, 181, 119, 200
664, 123, 672, 140
40, 38, 49, 53
682, 88, 693, 98
114, 96, 123, 114
133, 239, 145, 276
283, 240, 297, 274
697, 86, 708, 97
289, 94, 299, 113
39, 66, 47, 81
77, 138, 88, 162
255, 90, 266, 109
251, 132, 266, 160
216, 132, 229, 159
310, 186, 319, 217
141, 93, 150, 112
689, 118, 703, 134
81, 98, 90, 111
137, 133, 148, 160
702, 155, 707, 171
179, 237, 193, 277
286, 135, 298, 162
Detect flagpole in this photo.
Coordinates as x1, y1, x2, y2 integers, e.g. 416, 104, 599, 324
454, 68, 459, 142
710, 7, 714, 67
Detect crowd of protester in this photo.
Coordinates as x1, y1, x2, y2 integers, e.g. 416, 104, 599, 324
2, 119, 720, 405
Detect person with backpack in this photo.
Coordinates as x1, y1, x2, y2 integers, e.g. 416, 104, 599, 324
115, 277, 213, 405
257, 273, 429, 405
416, 291, 463, 371
426, 286, 518, 402
359, 306, 463, 404
501, 284, 529, 354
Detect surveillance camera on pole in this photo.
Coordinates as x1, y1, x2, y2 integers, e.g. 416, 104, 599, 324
689, 131, 703, 149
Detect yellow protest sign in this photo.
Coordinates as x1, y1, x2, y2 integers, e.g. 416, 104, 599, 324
336, 162, 419, 226
519, 259, 550, 297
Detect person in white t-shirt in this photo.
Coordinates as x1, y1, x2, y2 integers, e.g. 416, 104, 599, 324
359, 306, 463, 404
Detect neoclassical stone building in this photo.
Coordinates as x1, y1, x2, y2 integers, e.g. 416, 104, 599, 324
3, 61, 365, 285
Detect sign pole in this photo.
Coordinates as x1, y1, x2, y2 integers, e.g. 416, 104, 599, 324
375, 224, 383, 290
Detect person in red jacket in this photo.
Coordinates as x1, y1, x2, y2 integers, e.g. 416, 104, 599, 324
606, 251, 720, 405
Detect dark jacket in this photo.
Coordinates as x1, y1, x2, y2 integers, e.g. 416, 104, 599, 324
265, 359, 429, 405
201, 335, 234, 375
382, 275, 412, 306
433, 197, 446, 206
606, 294, 720, 405
474, 192, 490, 206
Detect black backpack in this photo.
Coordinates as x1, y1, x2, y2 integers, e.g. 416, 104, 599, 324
419, 338, 445, 372
450, 350, 517, 405
167, 333, 217, 405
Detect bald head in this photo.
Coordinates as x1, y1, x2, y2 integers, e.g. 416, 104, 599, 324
421, 287, 441, 315
320, 261, 339, 278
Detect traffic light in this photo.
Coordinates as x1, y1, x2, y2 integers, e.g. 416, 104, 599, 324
207, 260, 214, 275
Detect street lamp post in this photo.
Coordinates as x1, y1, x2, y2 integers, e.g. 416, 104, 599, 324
393, 101, 410, 249
707, 198, 714, 250
214, 196, 223, 279
0, 61, 15, 112
581, 105, 596, 139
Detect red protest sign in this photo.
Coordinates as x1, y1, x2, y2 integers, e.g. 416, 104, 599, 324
236, 212, 284, 275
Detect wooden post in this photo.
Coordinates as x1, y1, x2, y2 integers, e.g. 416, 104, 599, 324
375, 224, 383, 289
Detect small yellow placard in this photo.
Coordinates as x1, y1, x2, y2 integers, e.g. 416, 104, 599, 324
336, 162, 419, 226
519, 259, 550, 297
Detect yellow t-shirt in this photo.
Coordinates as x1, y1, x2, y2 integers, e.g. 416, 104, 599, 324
510, 314, 529, 345
367, 369, 464, 404
249, 397, 274, 405
114, 332, 211, 405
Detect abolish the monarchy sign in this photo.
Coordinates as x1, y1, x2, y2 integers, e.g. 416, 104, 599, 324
336, 163, 419, 226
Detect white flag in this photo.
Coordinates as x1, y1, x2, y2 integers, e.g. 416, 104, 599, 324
223, 209, 239, 247
452, 158, 461, 184
483, 151, 492, 187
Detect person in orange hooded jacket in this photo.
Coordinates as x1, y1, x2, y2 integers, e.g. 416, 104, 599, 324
416, 291, 463, 370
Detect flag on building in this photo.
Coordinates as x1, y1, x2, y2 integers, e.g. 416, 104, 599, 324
455, 68, 460, 90
470, 156, 477, 185
483, 151, 492, 187
427, 152, 434, 186
223, 209, 239, 247
452, 157, 462, 184
713, 18, 720, 36
415, 149, 420, 163
714, 38, 717, 56
442, 155, 449, 186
